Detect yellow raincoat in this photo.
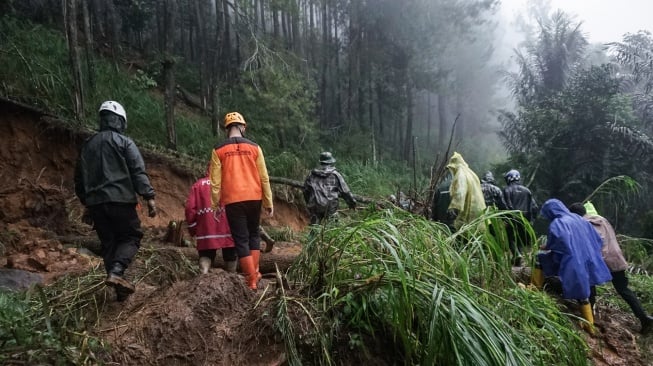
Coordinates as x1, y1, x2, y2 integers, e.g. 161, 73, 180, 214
446, 152, 487, 229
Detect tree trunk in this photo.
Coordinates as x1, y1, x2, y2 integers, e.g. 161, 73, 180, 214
90, 0, 104, 39
281, 8, 288, 45
427, 92, 432, 148
291, 0, 300, 51
332, 3, 341, 123
211, 0, 224, 136
366, 36, 374, 131
438, 93, 448, 154
234, 0, 242, 66
221, 0, 232, 78
64, 0, 85, 121
211, 83, 221, 136
105, 0, 119, 66
253, 0, 259, 34
308, 0, 315, 67
259, 0, 266, 33
81, 0, 94, 89
377, 82, 384, 138
163, 0, 177, 150
455, 91, 464, 141
162, 247, 298, 275
403, 78, 414, 161
319, 0, 329, 127
193, 0, 207, 109
272, 6, 280, 38
155, 1, 164, 52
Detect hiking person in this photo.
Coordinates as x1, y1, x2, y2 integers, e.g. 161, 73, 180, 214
431, 172, 454, 228
569, 202, 653, 334
185, 171, 237, 274
444, 152, 486, 230
502, 169, 538, 266
209, 111, 273, 290
480, 171, 508, 246
74, 101, 157, 301
536, 198, 612, 332
303, 152, 357, 225
480, 171, 507, 210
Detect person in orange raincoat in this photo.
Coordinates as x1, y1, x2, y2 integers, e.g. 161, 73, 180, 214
209, 112, 273, 290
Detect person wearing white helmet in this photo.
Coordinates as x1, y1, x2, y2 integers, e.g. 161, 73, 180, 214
74, 101, 157, 301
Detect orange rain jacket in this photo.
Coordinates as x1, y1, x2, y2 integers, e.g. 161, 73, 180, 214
209, 137, 273, 209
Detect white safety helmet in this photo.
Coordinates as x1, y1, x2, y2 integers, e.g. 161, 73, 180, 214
98, 101, 127, 123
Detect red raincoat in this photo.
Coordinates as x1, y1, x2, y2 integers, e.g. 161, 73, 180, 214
185, 177, 234, 251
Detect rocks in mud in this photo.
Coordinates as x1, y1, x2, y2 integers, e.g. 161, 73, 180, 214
5, 237, 98, 274
0, 268, 43, 291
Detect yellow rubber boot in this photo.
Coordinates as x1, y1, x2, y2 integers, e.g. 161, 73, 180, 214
530, 268, 545, 289
579, 302, 595, 334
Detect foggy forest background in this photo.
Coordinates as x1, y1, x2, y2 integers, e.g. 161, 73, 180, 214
3, 0, 653, 238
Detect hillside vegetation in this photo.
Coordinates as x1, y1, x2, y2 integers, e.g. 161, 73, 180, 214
3, 2, 653, 365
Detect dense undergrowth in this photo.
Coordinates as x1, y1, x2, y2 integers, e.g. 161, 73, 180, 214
4, 13, 653, 366
281, 209, 593, 365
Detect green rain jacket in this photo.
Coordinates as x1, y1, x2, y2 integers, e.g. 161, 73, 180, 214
446, 152, 486, 229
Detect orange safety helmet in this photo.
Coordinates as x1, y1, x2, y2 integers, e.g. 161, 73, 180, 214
223, 112, 246, 128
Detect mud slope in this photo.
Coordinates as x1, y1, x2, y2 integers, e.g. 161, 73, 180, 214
0, 98, 195, 229
0, 98, 296, 365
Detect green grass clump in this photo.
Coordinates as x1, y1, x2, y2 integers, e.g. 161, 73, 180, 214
0, 269, 107, 365
277, 209, 589, 365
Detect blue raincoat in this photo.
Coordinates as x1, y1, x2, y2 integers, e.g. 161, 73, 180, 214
538, 199, 611, 300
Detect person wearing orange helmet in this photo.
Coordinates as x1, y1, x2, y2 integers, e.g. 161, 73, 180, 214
209, 112, 273, 290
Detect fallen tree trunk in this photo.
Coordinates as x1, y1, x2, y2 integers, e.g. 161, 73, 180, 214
270, 176, 374, 204
159, 246, 298, 274
176, 85, 210, 113
56, 236, 298, 274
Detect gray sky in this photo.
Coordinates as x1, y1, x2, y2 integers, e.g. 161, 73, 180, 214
500, 0, 652, 44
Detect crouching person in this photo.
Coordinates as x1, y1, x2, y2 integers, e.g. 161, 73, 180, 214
569, 202, 653, 334
185, 171, 236, 274
536, 198, 612, 333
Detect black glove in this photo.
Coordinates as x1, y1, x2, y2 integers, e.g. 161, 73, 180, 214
147, 199, 157, 218
349, 202, 357, 210
446, 208, 459, 221
81, 209, 93, 226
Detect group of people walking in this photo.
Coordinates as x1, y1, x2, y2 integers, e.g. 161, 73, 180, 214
74, 104, 650, 334
535, 199, 653, 334
74, 101, 356, 299
433, 152, 537, 266
431, 152, 653, 334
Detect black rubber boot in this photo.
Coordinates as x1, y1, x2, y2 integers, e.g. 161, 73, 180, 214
641, 316, 653, 334
108, 262, 126, 276
105, 262, 135, 298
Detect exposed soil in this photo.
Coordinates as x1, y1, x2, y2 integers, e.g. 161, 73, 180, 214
0, 97, 651, 365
